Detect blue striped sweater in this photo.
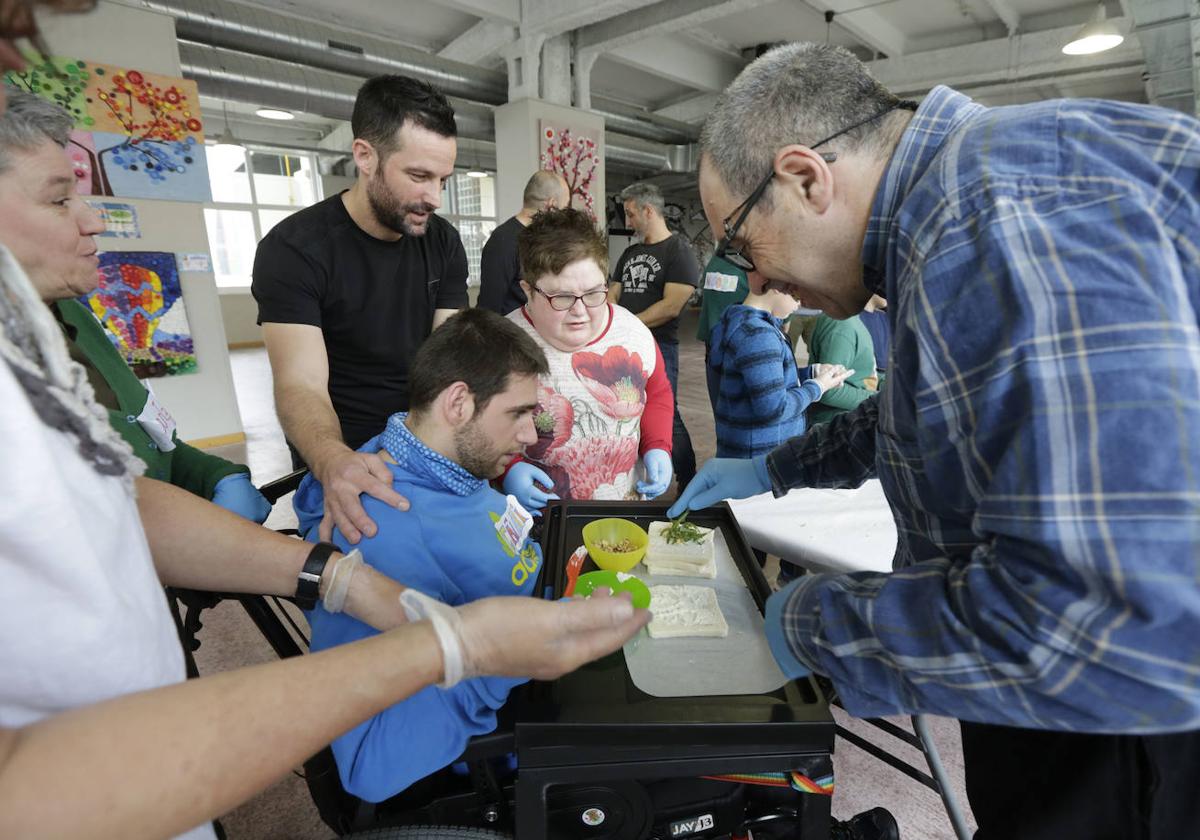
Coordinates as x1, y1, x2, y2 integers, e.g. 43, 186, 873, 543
709, 304, 821, 459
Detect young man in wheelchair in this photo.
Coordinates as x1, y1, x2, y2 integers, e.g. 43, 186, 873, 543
295, 307, 551, 802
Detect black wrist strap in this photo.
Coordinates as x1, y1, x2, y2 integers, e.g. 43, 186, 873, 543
296, 541, 338, 611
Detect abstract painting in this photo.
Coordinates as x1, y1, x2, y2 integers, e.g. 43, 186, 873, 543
84, 251, 197, 378
539, 121, 600, 219
6, 56, 211, 202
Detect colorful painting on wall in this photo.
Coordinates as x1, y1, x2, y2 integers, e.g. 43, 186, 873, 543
539, 121, 600, 219
6, 56, 211, 203
84, 251, 198, 378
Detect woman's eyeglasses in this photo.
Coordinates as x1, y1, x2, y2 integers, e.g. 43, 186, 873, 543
531, 287, 609, 312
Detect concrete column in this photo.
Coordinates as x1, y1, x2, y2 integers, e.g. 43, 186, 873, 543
494, 98, 605, 222
574, 48, 599, 111
541, 34, 572, 106
503, 34, 546, 101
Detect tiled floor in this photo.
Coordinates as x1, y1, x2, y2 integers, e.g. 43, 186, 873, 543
201, 308, 973, 839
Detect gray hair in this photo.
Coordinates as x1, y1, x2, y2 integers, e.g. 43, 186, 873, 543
619, 182, 664, 216
700, 43, 908, 205
522, 169, 568, 208
0, 88, 74, 175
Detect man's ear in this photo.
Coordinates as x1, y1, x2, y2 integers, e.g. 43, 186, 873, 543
519, 279, 533, 300
351, 138, 377, 179
774, 145, 835, 215
438, 381, 476, 428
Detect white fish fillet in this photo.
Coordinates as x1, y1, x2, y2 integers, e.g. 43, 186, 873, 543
647, 584, 728, 639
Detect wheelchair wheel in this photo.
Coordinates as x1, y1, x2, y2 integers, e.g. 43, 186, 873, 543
342, 827, 511, 840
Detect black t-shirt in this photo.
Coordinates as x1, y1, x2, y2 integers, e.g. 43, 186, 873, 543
610, 234, 701, 344
252, 192, 469, 450
475, 215, 526, 315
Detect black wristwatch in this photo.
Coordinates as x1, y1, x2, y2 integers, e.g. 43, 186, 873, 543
295, 541, 338, 610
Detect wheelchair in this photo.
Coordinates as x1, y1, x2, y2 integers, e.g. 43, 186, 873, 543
169, 472, 837, 840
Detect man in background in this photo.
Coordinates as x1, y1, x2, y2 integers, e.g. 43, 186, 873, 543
476, 170, 569, 315
608, 181, 700, 490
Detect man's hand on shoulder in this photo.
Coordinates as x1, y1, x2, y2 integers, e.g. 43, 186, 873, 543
312, 445, 410, 543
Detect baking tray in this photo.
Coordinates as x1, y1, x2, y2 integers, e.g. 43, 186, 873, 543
514, 499, 833, 771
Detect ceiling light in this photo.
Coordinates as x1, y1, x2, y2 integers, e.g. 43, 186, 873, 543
212, 102, 241, 151
465, 169, 488, 178
256, 107, 296, 121
1062, 4, 1124, 55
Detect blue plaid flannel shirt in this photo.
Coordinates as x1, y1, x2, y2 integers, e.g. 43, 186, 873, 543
764, 86, 1200, 733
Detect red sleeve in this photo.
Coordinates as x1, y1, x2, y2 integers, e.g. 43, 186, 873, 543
639, 341, 674, 456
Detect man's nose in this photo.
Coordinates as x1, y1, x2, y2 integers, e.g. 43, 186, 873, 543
516, 417, 538, 446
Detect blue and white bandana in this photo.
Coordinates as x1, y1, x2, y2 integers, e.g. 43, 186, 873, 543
380, 413, 486, 498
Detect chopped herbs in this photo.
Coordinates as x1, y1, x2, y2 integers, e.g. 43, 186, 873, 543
663, 512, 705, 545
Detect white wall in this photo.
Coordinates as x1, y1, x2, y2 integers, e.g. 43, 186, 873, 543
494, 98, 605, 223
40, 2, 244, 445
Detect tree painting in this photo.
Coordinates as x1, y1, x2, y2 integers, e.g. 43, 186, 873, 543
83, 63, 210, 202
6, 56, 210, 202
540, 124, 599, 219
3, 54, 93, 126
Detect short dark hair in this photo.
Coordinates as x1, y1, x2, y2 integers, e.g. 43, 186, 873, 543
351, 74, 457, 157
518, 207, 609, 287
408, 309, 548, 416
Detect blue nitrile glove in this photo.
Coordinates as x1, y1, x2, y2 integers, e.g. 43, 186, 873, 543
666, 455, 771, 518
212, 473, 272, 523
635, 448, 673, 499
502, 462, 559, 512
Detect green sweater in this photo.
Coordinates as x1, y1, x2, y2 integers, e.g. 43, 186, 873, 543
803, 314, 877, 425
696, 255, 750, 344
55, 298, 246, 499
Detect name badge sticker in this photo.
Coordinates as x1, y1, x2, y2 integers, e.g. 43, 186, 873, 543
136, 385, 177, 452
703, 271, 740, 293
496, 494, 533, 555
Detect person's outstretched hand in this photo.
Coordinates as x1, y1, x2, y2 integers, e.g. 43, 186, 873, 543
454, 592, 650, 681
313, 446, 409, 544
211, 473, 272, 523
666, 455, 772, 518
502, 462, 559, 512
810, 364, 854, 396
636, 448, 673, 499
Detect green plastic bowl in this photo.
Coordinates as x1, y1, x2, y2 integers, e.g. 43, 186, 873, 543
573, 570, 652, 610
582, 518, 649, 572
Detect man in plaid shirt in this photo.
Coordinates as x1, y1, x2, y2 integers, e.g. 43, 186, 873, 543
671, 42, 1200, 839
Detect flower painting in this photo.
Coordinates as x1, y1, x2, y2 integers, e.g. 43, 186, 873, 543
539, 121, 600, 219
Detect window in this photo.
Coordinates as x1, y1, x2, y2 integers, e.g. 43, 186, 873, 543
202, 143, 324, 288
438, 171, 498, 287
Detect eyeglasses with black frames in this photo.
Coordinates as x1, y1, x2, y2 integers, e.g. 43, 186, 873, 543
714, 99, 919, 273
530, 286, 609, 312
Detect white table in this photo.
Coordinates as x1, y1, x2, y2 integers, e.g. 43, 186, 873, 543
728, 480, 897, 575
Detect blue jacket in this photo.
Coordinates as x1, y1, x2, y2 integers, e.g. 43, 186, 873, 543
295, 415, 542, 802
708, 305, 821, 459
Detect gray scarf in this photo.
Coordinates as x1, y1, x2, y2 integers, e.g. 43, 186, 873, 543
0, 247, 144, 490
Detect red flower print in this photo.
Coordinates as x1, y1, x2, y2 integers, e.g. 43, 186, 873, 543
572, 346, 648, 420
526, 386, 574, 461
549, 435, 639, 500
